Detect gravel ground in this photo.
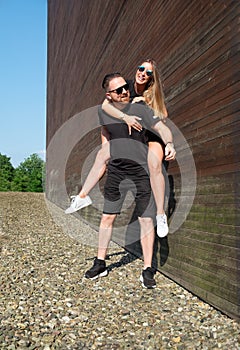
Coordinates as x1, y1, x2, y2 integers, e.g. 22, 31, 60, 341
0, 192, 239, 350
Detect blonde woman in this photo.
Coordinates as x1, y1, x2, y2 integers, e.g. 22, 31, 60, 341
65, 59, 175, 238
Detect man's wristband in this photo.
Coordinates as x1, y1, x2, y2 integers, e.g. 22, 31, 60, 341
166, 142, 174, 147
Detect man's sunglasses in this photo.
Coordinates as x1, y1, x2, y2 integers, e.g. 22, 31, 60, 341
138, 66, 153, 76
108, 83, 129, 95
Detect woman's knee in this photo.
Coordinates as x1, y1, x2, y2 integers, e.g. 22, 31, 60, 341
148, 156, 162, 173
96, 146, 109, 164
148, 142, 164, 172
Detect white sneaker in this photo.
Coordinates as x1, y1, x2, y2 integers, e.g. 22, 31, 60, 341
156, 213, 168, 238
65, 195, 92, 214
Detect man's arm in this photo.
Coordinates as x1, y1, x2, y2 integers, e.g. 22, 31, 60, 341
152, 121, 176, 161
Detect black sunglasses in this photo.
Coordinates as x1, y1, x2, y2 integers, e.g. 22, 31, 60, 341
138, 66, 153, 76
108, 83, 129, 95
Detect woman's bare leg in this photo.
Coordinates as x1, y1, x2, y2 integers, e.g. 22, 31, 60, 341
79, 142, 110, 198
147, 142, 165, 215
148, 142, 168, 237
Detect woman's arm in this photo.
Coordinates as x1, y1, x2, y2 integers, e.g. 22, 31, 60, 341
132, 96, 145, 103
102, 98, 142, 135
161, 105, 168, 122
152, 121, 176, 161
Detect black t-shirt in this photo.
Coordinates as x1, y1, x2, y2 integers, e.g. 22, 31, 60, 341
98, 103, 160, 173
126, 79, 164, 146
126, 79, 140, 100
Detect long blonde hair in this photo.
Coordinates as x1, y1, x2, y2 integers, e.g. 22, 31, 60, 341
142, 58, 167, 119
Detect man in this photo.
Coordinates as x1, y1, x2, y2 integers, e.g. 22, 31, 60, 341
85, 73, 175, 288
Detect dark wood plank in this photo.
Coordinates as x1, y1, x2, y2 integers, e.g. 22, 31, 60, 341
47, 0, 240, 320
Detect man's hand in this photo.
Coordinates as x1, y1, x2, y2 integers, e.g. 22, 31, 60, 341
165, 142, 176, 161
123, 115, 142, 135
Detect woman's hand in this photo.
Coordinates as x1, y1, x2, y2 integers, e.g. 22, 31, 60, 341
165, 143, 176, 161
132, 96, 145, 103
123, 115, 142, 135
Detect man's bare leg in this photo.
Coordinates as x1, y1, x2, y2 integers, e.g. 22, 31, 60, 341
138, 216, 155, 269
97, 214, 116, 260
84, 214, 116, 280
138, 216, 156, 288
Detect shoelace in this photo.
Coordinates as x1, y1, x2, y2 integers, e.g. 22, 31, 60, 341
70, 196, 76, 204
158, 215, 166, 224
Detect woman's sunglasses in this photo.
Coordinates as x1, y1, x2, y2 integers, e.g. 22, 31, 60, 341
138, 66, 153, 76
108, 83, 129, 95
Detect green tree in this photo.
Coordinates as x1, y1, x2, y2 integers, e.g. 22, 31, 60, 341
11, 153, 45, 192
0, 153, 15, 191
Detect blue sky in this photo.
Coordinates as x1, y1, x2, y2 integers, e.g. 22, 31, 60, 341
0, 0, 47, 167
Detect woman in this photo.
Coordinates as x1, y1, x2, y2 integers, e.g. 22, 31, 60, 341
65, 59, 174, 237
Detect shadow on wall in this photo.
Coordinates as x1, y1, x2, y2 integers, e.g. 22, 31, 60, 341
122, 171, 176, 269
124, 226, 170, 270
68, 163, 177, 271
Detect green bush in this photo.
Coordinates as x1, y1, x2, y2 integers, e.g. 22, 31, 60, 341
0, 153, 45, 192
0, 154, 15, 191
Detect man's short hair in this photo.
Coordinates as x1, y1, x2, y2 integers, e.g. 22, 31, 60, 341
102, 72, 122, 91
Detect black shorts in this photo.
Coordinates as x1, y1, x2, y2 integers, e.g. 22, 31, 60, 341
103, 168, 155, 218
146, 130, 165, 147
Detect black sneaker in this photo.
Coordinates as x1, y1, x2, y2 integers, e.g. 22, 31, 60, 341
140, 267, 156, 289
85, 258, 108, 280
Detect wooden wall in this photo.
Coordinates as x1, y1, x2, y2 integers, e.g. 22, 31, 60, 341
46, 0, 240, 319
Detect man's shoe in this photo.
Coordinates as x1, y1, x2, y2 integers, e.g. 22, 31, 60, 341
140, 267, 156, 289
65, 195, 92, 214
156, 213, 168, 238
85, 258, 108, 280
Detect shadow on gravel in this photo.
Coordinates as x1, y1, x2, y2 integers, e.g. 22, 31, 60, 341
85, 250, 139, 272
106, 251, 139, 271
